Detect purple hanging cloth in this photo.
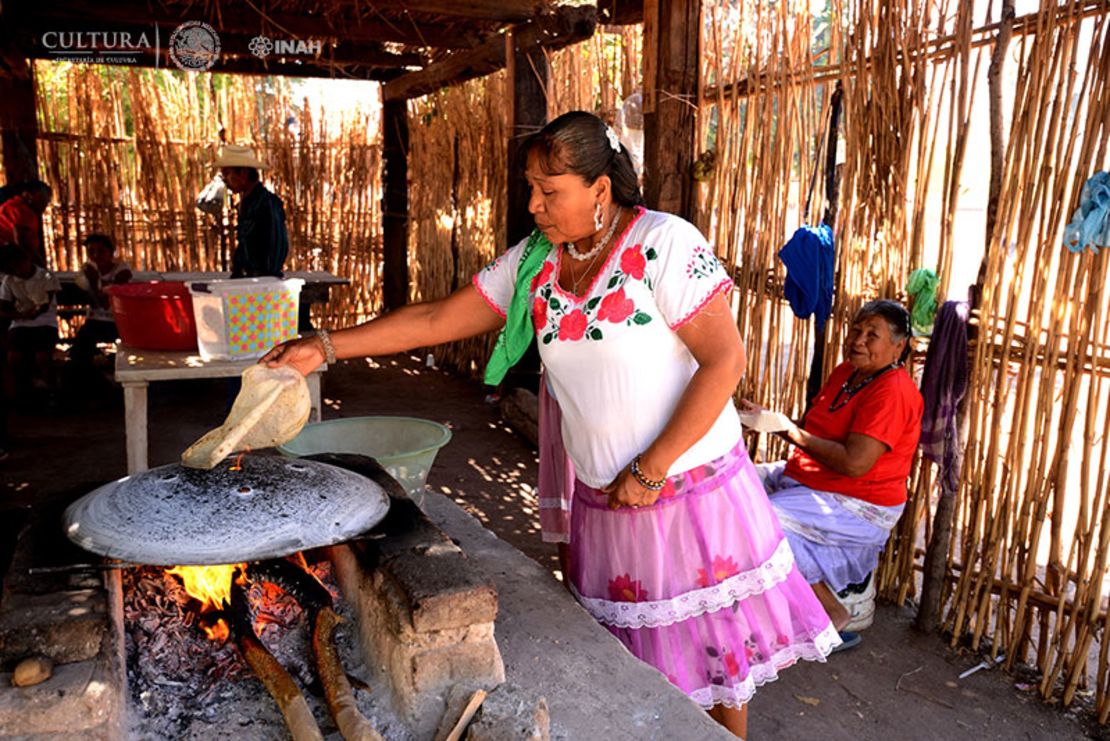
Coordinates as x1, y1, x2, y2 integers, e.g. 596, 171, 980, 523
919, 301, 970, 493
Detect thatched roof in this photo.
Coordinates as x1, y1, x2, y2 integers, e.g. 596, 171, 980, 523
5, 0, 641, 97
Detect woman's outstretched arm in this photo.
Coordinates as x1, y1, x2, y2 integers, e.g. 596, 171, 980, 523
262, 284, 505, 376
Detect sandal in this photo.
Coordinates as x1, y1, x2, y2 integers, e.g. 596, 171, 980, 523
831, 630, 862, 653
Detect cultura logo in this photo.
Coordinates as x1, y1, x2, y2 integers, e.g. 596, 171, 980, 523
169, 21, 220, 71
39, 29, 155, 65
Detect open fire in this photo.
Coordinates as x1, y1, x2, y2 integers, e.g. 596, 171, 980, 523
164, 564, 244, 641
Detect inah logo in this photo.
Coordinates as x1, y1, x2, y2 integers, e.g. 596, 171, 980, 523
248, 36, 274, 59
248, 35, 323, 59
169, 21, 220, 71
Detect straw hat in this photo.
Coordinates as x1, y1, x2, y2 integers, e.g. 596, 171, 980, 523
213, 144, 267, 169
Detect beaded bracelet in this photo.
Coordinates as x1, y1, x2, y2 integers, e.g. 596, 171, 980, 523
316, 328, 337, 365
630, 454, 666, 491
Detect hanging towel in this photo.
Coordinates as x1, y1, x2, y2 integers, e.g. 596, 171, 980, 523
906, 268, 939, 336
919, 301, 969, 495
778, 223, 835, 330
484, 230, 555, 386
1063, 171, 1110, 253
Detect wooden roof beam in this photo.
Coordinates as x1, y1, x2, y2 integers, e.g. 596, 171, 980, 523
340, 0, 542, 22
20, 2, 485, 50
19, 29, 427, 70
597, 0, 645, 25
383, 5, 596, 101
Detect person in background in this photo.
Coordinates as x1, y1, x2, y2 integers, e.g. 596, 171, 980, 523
0, 244, 61, 402
69, 233, 132, 370
742, 300, 923, 651
0, 180, 52, 268
213, 145, 289, 279
264, 111, 839, 739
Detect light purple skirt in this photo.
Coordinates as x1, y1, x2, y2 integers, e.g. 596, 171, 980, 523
568, 443, 840, 708
757, 461, 904, 592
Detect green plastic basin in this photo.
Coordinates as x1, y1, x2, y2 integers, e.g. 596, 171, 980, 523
278, 416, 452, 495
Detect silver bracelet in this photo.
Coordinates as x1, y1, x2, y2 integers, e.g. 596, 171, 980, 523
316, 329, 337, 365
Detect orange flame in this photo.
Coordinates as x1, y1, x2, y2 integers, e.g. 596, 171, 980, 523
166, 564, 245, 641
229, 450, 247, 472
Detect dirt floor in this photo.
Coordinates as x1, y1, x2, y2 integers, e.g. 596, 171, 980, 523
0, 351, 1102, 739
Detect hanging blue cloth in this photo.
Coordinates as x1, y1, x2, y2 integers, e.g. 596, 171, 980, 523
778, 223, 835, 330
1063, 171, 1110, 253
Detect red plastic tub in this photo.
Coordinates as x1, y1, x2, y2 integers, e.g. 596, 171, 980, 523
107, 281, 198, 351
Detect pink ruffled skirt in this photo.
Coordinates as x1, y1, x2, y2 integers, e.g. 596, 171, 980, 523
568, 442, 840, 708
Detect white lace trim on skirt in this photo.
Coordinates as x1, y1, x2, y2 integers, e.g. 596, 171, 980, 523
572, 538, 796, 629
687, 623, 842, 708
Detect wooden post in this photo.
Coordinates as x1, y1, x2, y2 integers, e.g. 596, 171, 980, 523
503, 31, 549, 392
382, 98, 409, 311
506, 30, 549, 245
0, 36, 40, 185
641, 0, 698, 221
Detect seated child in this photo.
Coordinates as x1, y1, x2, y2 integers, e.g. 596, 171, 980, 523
0, 244, 61, 397
70, 233, 131, 367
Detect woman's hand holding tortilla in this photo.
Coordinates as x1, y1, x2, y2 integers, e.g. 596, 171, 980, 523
738, 398, 798, 436
261, 336, 325, 377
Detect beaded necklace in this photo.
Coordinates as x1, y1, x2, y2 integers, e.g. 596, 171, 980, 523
565, 206, 622, 262
827, 363, 897, 413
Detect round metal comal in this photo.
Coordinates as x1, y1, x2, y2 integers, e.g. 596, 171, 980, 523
63, 455, 390, 565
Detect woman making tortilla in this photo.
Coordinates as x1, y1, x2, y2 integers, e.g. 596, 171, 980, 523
743, 300, 923, 651
264, 111, 839, 738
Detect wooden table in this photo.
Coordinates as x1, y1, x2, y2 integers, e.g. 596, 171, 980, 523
115, 346, 327, 473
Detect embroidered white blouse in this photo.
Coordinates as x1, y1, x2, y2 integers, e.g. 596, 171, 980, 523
473, 207, 742, 488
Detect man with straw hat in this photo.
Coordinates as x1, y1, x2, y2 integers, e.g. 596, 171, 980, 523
214, 144, 289, 279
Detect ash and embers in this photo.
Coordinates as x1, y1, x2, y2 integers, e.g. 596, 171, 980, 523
123, 560, 415, 740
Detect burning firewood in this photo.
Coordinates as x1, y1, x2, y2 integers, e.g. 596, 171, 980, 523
313, 606, 384, 741
229, 578, 324, 741
251, 558, 384, 741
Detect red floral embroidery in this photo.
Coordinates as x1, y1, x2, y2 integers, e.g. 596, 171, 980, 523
620, 244, 647, 280
558, 310, 588, 341
696, 555, 741, 588
608, 574, 648, 602
723, 650, 741, 678
532, 296, 548, 331
531, 261, 554, 291
596, 287, 635, 323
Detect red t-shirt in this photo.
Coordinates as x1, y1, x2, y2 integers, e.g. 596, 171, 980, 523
0, 197, 44, 267
785, 361, 923, 506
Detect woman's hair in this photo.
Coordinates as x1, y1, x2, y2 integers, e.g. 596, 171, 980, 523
854, 299, 912, 362
525, 111, 645, 208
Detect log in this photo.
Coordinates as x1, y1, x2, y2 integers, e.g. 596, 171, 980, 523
642, 0, 699, 221
382, 6, 597, 102
312, 607, 383, 741
382, 99, 410, 311
230, 580, 324, 741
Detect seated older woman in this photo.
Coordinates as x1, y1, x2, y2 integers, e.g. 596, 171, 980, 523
742, 299, 923, 645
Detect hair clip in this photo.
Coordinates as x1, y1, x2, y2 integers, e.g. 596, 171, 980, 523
605, 126, 621, 152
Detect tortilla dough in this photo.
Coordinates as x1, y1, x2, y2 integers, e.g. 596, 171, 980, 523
181, 364, 311, 469
738, 408, 795, 433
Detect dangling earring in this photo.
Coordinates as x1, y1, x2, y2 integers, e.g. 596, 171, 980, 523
593, 202, 604, 231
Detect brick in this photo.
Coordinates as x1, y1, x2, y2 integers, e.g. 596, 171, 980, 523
0, 590, 109, 666
409, 639, 505, 694
0, 658, 119, 736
